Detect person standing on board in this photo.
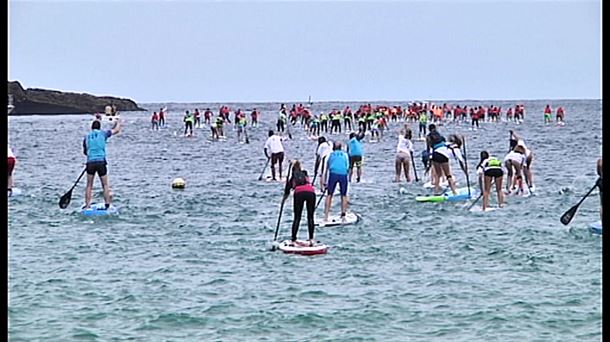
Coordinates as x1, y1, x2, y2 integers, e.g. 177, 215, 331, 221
158, 108, 166, 127
251, 108, 259, 127
509, 131, 535, 192
543, 104, 552, 124
7, 145, 16, 196
194, 108, 201, 128
347, 131, 365, 183
183, 110, 195, 136
82, 119, 122, 209
204, 108, 212, 126
394, 127, 415, 183
151, 112, 159, 130
283, 160, 317, 246
315, 136, 333, 190
418, 109, 428, 139
264, 130, 286, 181
503, 144, 527, 195
323, 141, 350, 224
476, 151, 505, 211
277, 105, 287, 135
426, 124, 466, 195
556, 106, 565, 123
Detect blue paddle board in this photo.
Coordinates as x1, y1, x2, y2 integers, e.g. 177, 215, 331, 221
588, 221, 602, 235
81, 203, 119, 216
8, 188, 23, 198
416, 187, 478, 203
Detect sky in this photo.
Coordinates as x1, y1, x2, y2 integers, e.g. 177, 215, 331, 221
8, 0, 601, 103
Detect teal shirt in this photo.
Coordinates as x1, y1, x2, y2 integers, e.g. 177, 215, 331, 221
328, 150, 349, 175
347, 137, 363, 157
83, 129, 112, 162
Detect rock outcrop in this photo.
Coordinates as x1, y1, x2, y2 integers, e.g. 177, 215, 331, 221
7, 81, 145, 115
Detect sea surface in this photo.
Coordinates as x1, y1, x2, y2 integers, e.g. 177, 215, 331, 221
8, 99, 602, 341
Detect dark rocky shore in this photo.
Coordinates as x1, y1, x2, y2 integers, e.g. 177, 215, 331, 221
7, 81, 146, 115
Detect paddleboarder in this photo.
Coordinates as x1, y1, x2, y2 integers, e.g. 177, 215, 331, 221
7, 145, 16, 196
347, 131, 365, 183
82, 119, 122, 209
394, 127, 415, 182
283, 160, 317, 246
264, 130, 286, 181
323, 141, 350, 224
426, 124, 464, 195
476, 151, 505, 211
183, 110, 194, 136
315, 136, 333, 190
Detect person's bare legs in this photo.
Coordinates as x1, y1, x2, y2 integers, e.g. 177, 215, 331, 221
483, 175, 492, 211
341, 195, 348, 215
394, 158, 401, 182
100, 174, 112, 206
324, 194, 333, 222
441, 162, 457, 195
403, 160, 411, 182
85, 174, 95, 208
495, 176, 504, 207
432, 162, 442, 194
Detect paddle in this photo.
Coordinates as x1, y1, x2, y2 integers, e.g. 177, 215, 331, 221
258, 158, 270, 181
58, 168, 87, 209
410, 150, 419, 182
312, 155, 320, 186
315, 188, 327, 211
271, 163, 293, 250
461, 135, 471, 197
560, 179, 599, 225
466, 193, 483, 211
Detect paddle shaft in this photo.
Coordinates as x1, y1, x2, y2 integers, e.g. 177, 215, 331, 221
258, 158, 270, 180
315, 188, 326, 211
467, 178, 496, 210
410, 150, 419, 182
70, 168, 87, 192
461, 136, 471, 197
312, 156, 320, 185
273, 164, 293, 242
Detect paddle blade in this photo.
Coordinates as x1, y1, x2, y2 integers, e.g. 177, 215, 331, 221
58, 189, 73, 209
560, 205, 579, 225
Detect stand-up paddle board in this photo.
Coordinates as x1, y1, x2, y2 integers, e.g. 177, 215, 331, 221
8, 188, 22, 198
469, 205, 499, 212
316, 212, 360, 227
416, 187, 478, 203
588, 221, 602, 235
81, 203, 119, 216
423, 180, 458, 188
276, 239, 328, 255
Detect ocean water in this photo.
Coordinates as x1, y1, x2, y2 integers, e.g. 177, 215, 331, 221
8, 99, 602, 341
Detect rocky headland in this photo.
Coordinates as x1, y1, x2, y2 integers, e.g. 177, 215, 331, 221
7, 81, 145, 115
